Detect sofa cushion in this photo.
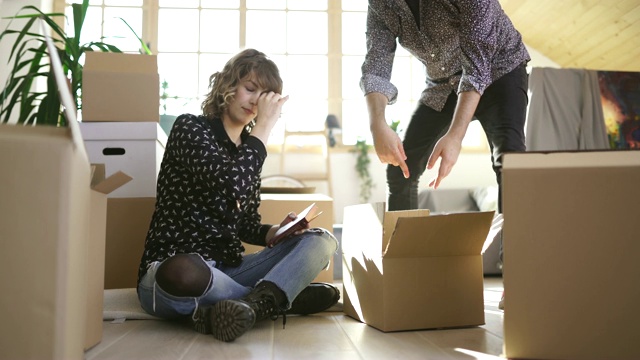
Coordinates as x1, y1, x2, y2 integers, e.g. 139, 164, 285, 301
470, 186, 499, 212
417, 188, 479, 213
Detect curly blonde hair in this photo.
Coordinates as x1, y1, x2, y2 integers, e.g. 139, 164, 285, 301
201, 49, 283, 120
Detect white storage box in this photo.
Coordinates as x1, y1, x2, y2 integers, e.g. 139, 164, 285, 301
80, 122, 167, 198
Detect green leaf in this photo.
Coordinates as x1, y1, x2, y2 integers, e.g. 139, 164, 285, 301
116, 17, 152, 54
0, 1, 147, 126
71, 0, 90, 52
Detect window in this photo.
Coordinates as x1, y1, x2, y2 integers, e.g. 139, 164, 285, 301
340, 1, 425, 145
55, 0, 486, 150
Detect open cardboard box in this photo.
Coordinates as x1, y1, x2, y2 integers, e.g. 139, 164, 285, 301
82, 52, 159, 122
86, 164, 131, 349
0, 124, 90, 360
342, 203, 494, 332
502, 150, 640, 360
0, 123, 133, 357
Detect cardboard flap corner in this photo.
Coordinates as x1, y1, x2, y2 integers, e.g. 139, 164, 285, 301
90, 163, 132, 194
382, 208, 430, 251
384, 211, 495, 258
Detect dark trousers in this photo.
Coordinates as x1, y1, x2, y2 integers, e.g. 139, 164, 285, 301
387, 62, 529, 213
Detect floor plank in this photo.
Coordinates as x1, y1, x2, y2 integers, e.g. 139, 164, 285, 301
86, 277, 504, 360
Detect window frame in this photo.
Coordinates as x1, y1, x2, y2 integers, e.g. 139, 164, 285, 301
52, 0, 488, 153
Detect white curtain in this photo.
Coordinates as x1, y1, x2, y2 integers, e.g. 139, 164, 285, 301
525, 67, 609, 151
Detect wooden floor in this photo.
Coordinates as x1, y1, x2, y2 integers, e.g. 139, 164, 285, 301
86, 277, 505, 360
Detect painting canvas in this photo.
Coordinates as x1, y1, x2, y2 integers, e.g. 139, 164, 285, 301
598, 71, 640, 149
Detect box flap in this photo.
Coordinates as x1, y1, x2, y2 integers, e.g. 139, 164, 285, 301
384, 211, 494, 258
84, 52, 157, 74
382, 208, 430, 251
90, 164, 132, 194
91, 164, 105, 185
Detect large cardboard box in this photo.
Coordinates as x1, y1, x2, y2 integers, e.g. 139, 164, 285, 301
342, 203, 494, 332
502, 151, 640, 360
85, 165, 131, 350
0, 124, 90, 360
80, 122, 167, 198
82, 52, 160, 122
104, 197, 157, 289
246, 193, 335, 283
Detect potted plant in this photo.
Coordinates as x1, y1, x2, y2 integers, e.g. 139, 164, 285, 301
0, 0, 149, 127
352, 137, 375, 203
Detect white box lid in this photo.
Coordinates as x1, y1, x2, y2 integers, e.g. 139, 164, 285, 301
79, 122, 168, 145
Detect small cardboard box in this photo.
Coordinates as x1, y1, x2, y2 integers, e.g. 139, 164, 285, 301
246, 193, 335, 283
85, 165, 131, 350
502, 151, 640, 360
80, 122, 167, 198
0, 124, 90, 360
82, 52, 160, 122
342, 203, 494, 332
104, 197, 157, 289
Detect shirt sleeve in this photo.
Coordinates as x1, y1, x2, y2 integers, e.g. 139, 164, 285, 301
359, 4, 400, 104
457, 0, 500, 95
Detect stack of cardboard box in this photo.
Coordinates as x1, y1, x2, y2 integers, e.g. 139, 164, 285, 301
80, 52, 162, 291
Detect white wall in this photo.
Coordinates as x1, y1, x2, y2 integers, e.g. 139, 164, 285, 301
525, 43, 560, 69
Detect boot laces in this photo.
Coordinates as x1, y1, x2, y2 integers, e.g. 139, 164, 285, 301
245, 289, 287, 328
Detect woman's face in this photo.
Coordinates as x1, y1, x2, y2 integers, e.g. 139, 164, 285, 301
224, 76, 265, 127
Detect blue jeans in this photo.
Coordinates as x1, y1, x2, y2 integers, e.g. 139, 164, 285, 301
137, 228, 338, 319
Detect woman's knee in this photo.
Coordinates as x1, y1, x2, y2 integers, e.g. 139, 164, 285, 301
313, 228, 339, 253
156, 253, 211, 297
295, 228, 338, 254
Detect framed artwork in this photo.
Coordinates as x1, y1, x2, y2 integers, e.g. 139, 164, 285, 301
598, 71, 640, 149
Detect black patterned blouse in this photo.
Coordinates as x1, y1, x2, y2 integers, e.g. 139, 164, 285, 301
137, 114, 272, 284
361, 0, 530, 111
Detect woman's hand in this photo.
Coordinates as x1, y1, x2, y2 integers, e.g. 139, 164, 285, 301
250, 91, 289, 145
265, 211, 309, 247
256, 91, 289, 127
278, 212, 309, 234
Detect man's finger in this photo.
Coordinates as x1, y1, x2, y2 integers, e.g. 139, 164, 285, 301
399, 159, 410, 178
433, 177, 442, 189
426, 150, 440, 170
428, 176, 438, 188
433, 163, 451, 189
398, 142, 407, 161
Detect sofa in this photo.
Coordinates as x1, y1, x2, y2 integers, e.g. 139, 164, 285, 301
418, 186, 502, 275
